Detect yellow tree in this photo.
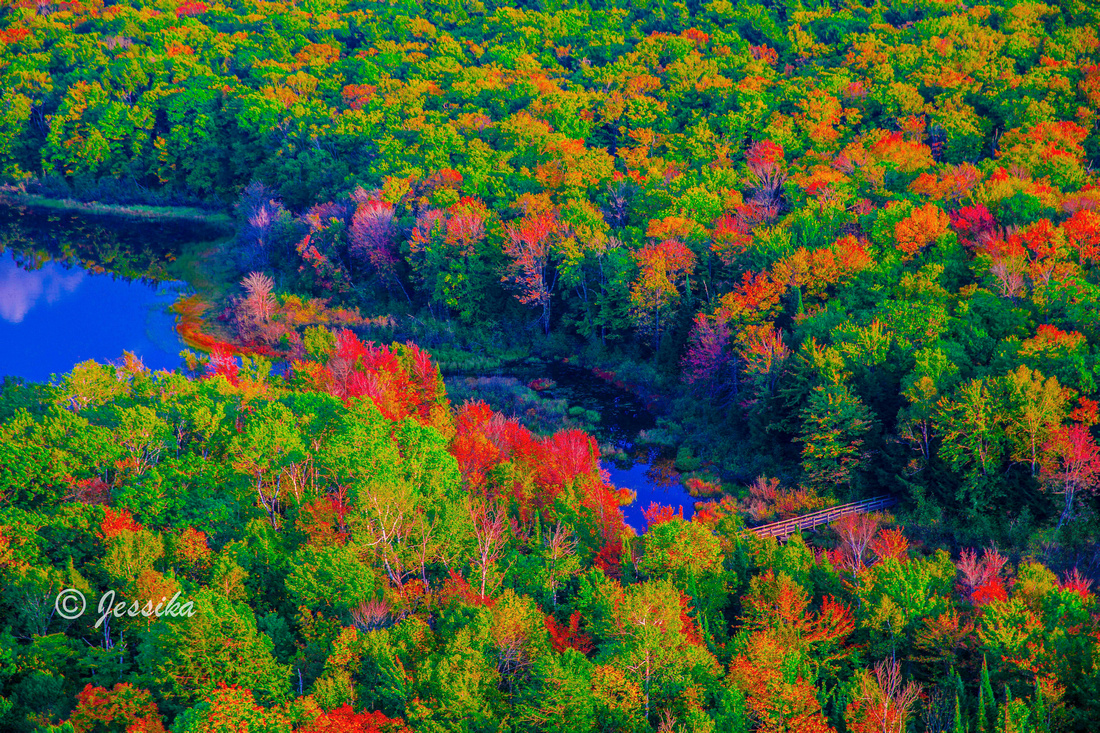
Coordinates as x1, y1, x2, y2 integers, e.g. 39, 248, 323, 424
629, 239, 696, 352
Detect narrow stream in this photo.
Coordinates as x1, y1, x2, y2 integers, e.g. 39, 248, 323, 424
540, 362, 696, 533
448, 360, 696, 533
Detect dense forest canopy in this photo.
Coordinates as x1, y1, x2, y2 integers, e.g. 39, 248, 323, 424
0, 341, 1096, 732
3, 0, 1100, 729
6, 0, 1099, 536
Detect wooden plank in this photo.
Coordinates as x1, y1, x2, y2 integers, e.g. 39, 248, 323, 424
747, 495, 897, 539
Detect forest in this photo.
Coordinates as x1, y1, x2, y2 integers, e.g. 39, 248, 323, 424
2, 0, 1100, 728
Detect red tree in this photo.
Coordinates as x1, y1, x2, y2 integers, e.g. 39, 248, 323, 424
1042, 423, 1100, 529
955, 547, 1007, 605
502, 210, 565, 334
67, 683, 166, 733
682, 313, 736, 399
300, 706, 410, 733
100, 506, 142, 540
545, 611, 593, 654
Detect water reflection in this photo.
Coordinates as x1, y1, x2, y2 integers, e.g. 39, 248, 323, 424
0, 249, 187, 381
608, 450, 696, 533
0, 255, 85, 323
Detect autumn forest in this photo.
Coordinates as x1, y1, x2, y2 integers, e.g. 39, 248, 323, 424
1, 0, 1100, 729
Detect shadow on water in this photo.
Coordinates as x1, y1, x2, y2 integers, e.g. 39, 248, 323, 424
506, 361, 696, 533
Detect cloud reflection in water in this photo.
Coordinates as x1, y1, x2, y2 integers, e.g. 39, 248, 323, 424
0, 256, 85, 324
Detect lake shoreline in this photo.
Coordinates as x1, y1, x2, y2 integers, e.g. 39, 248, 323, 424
0, 187, 234, 229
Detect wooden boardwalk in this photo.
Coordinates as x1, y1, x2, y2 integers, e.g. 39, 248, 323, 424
749, 495, 897, 539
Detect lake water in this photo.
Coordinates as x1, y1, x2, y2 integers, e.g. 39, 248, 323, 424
0, 203, 228, 381
0, 249, 188, 381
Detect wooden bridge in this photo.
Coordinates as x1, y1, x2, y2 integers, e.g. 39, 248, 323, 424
748, 495, 897, 540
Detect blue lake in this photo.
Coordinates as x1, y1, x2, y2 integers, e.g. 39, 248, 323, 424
609, 451, 696, 533
0, 249, 187, 381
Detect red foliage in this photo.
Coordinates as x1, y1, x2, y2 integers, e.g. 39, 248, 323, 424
545, 611, 594, 654
869, 528, 909, 562
971, 579, 1008, 606
207, 346, 240, 385
681, 28, 709, 47
536, 430, 600, 496
300, 705, 410, 733
67, 683, 165, 733
173, 527, 211, 565
832, 513, 880, 571
69, 476, 111, 505
350, 196, 398, 276
956, 548, 1007, 604
749, 45, 779, 64
592, 539, 624, 579
0, 28, 30, 44
678, 593, 704, 646
682, 312, 732, 390
100, 506, 142, 540
1064, 209, 1100, 263
451, 401, 610, 521
451, 402, 505, 490
501, 209, 564, 332
441, 568, 496, 608
643, 501, 682, 530
293, 332, 443, 425
445, 198, 489, 253
1041, 423, 1100, 527
174, 1, 206, 17
1058, 568, 1093, 600
710, 212, 753, 266
1070, 397, 1100, 427
745, 140, 787, 199
341, 83, 377, 110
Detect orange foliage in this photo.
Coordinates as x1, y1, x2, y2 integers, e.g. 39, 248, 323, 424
895, 203, 950, 259
729, 632, 837, 733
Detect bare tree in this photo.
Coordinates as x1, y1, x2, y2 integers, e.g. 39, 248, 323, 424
467, 497, 508, 597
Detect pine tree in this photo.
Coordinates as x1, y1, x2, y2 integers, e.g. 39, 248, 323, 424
954, 694, 967, 733
979, 657, 996, 733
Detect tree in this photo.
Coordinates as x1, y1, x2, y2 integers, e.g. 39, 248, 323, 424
137, 591, 291, 709
798, 383, 872, 491
1041, 424, 1100, 530
502, 209, 566, 334
467, 497, 509, 598
299, 706, 410, 733
1002, 367, 1067, 476
682, 313, 737, 399
629, 239, 696, 352
170, 685, 290, 733
894, 203, 950, 260
845, 660, 921, 733
349, 193, 409, 302
744, 140, 787, 206
935, 379, 1007, 508
65, 683, 166, 733
832, 513, 880, 572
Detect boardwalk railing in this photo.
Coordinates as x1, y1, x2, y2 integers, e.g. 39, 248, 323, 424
748, 495, 897, 539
